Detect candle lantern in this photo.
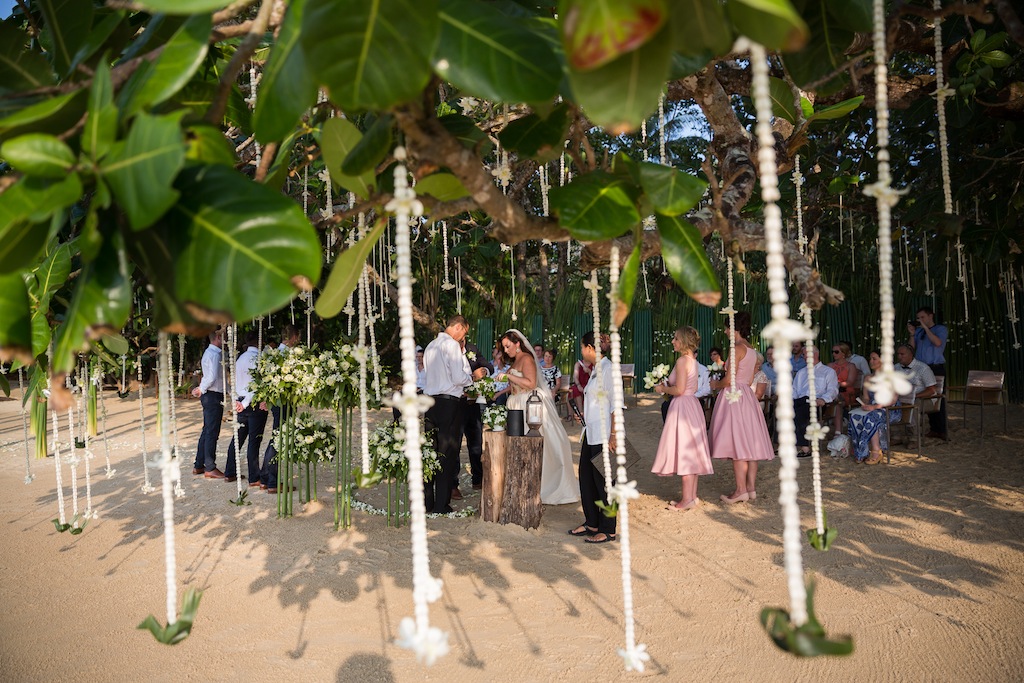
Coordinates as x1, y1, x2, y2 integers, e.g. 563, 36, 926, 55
525, 390, 543, 437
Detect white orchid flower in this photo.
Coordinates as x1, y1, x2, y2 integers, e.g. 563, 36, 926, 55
609, 480, 640, 504
619, 643, 651, 672
396, 618, 450, 666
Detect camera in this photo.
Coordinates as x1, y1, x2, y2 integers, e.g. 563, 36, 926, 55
909, 319, 920, 327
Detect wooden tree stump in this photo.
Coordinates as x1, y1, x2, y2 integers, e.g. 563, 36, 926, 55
481, 430, 507, 523
498, 435, 543, 529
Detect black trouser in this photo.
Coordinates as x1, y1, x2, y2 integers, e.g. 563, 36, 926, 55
794, 397, 815, 447
579, 434, 616, 536
261, 405, 282, 488
424, 395, 465, 513
927, 362, 948, 437
225, 405, 269, 480
462, 400, 483, 486
661, 398, 671, 423
194, 391, 223, 471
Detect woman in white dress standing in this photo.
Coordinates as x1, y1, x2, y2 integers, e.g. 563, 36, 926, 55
497, 330, 580, 505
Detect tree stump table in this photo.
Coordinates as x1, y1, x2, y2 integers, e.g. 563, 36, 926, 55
498, 435, 543, 529
481, 431, 507, 523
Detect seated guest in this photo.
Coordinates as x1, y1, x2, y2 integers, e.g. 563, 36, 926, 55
848, 350, 900, 464
751, 351, 770, 400
843, 340, 871, 378
793, 346, 839, 457
896, 343, 937, 405
791, 340, 807, 377
761, 346, 778, 391
828, 341, 860, 435
540, 348, 561, 400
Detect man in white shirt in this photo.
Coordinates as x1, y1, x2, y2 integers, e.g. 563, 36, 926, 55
422, 315, 487, 513
261, 325, 300, 493
793, 346, 839, 456
896, 344, 937, 404
569, 332, 619, 544
843, 340, 871, 378
225, 331, 269, 484
192, 330, 227, 478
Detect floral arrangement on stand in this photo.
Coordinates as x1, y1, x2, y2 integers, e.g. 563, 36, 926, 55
643, 363, 671, 390
482, 404, 508, 431
463, 376, 497, 404
367, 421, 442, 527
272, 411, 337, 501
707, 360, 725, 383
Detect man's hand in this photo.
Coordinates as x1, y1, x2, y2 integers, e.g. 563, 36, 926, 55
191, 387, 201, 398
816, 398, 825, 407
472, 367, 488, 380
259, 401, 267, 411
234, 400, 244, 413
906, 322, 916, 336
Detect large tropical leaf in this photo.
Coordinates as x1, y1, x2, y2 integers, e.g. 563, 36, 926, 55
253, 0, 317, 143
637, 162, 707, 216
30, 240, 73, 313
560, 0, 667, 70
145, 164, 322, 326
497, 103, 571, 163
549, 171, 641, 241
414, 173, 469, 201
807, 96, 864, 124
341, 113, 393, 176
0, 271, 33, 365
780, 1, 851, 92
100, 111, 186, 231
0, 22, 54, 95
185, 123, 237, 166
51, 231, 132, 373
657, 213, 720, 305
0, 133, 76, 178
436, 0, 561, 104
0, 175, 81, 273
668, 0, 732, 56
726, 0, 808, 53
302, 0, 439, 111
37, 0, 94, 76
320, 117, 376, 201
133, 0, 231, 12
612, 243, 642, 327
123, 13, 212, 116
0, 89, 87, 143
567, 23, 672, 134
315, 218, 387, 318
438, 113, 493, 156
83, 59, 117, 161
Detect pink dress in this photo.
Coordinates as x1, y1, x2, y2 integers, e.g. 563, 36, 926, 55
651, 356, 713, 476
710, 345, 775, 461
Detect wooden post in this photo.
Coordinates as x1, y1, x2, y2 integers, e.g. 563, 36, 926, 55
481, 430, 507, 522
498, 435, 543, 529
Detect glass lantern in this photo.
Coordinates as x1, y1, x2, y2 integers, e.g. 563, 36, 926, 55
525, 390, 543, 437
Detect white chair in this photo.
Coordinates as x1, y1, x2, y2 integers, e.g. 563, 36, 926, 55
620, 363, 635, 407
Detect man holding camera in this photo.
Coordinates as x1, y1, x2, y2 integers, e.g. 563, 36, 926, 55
907, 306, 948, 440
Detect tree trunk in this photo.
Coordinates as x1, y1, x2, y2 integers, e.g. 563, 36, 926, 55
481, 430, 507, 523
498, 435, 543, 529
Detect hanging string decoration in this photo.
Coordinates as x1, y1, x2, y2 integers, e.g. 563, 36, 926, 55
19, 368, 33, 484
166, 336, 184, 498
722, 258, 742, 404
799, 305, 834, 551
96, 363, 115, 478
441, 221, 455, 290
50, 408, 70, 532
793, 155, 806, 255
501, 243, 517, 322
138, 356, 154, 494
226, 324, 244, 503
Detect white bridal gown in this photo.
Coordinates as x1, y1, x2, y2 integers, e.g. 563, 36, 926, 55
507, 385, 580, 505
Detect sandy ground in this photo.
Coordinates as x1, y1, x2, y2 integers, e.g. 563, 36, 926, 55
1, 386, 1023, 682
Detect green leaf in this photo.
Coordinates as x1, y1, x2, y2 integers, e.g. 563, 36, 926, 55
124, 13, 211, 115
316, 218, 387, 318
0, 22, 55, 95
595, 499, 619, 517
138, 587, 203, 645
0, 133, 76, 177
100, 332, 129, 356
761, 579, 854, 656
31, 240, 73, 311
302, 0, 439, 111
972, 31, 1007, 55
185, 124, 237, 166
497, 103, 571, 163
253, 0, 317, 143
980, 50, 1013, 69
567, 23, 672, 134
726, 0, 808, 52
0, 373, 8, 397
355, 468, 384, 489
668, 0, 732, 55
31, 310, 51, 360
0, 89, 87, 142
549, 171, 641, 241
0, 270, 33, 365
438, 113, 493, 156
52, 519, 72, 533
52, 230, 132, 373
436, 0, 561, 103
171, 80, 252, 130
807, 95, 864, 123
0, 175, 81, 273
83, 59, 117, 161
320, 118, 376, 201
101, 111, 186, 231
133, 0, 230, 12
669, 50, 714, 79
656, 213, 720, 306
824, 0, 872, 33
560, 0, 667, 70
769, 76, 800, 124
781, 2, 851, 90
37, 0, 94, 76
637, 162, 707, 216
341, 113, 393, 176
414, 173, 470, 202
612, 243, 641, 327
68, 10, 129, 73
147, 164, 322, 326
807, 525, 838, 551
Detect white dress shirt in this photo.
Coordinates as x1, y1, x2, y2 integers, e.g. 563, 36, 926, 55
235, 346, 260, 409
695, 362, 711, 398
198, 345, 226, 394
793, 361, 839, 403
422, 332, 473, 397
584, 357, 620, 445
849, 353, 870, 378
898, 359, 936, 403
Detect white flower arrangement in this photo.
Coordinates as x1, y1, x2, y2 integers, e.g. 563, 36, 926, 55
273, 412, 336, 464
643, 363, 670, 389
250, 343, 386, 411
481, 404, 507, 430
463, 376, 496, 401
465, 350, 476, 362
368, 421, 442, 482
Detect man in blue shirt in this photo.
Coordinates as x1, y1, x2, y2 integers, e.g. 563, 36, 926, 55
907, 306, 948, 440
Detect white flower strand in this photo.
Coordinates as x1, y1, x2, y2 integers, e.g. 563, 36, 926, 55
387, 147, 448, 665
18, 368, 32, 485
658, 94, 667, 163
863, 0, 914, 406
800, 305, 826, 536
51, 409, 67, 526
933, 0, 953, 216
441, 221, 454, 290
66, 407, 81, 525
157, 332, 181, 625
584, 274, 612, 488
793, 155, 806, 254
607, 245, 648, 673
167, 336, 184, 498
722, 259, 741, 403
302, 165, 309, 216
138, 357, 154, 494
357, 266, 371, 474
97, 365, 115, 477
120, 354, 126, 393
362, 273, 383, 402
227, 323, 243, 499
177, 334, 186, 387
502, 243, 518, 322
248, 63, 261, 167
746, 38, 808, 626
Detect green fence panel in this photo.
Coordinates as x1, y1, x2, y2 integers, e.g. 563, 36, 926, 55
528, 314, 544, 347
632, 308, 653, 395
476, 318, 493, 359
695, 306, 716, 364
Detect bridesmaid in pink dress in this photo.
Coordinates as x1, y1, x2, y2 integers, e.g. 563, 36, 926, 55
709, 311, 774, 504
652, 326, 713, 510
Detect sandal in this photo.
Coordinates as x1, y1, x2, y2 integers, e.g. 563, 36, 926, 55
584, 532, 616, 544
865, 449, 883, 465
568, 524, 597, 537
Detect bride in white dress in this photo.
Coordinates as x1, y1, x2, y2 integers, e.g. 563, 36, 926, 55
498, 330, 580, 505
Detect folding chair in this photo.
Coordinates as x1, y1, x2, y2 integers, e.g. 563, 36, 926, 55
947, 371, 1007, 444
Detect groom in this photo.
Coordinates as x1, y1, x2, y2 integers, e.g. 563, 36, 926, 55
423, 315, 487, 513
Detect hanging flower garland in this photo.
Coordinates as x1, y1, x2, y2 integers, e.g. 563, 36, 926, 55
501, 243, 517, 322
226, 324, 245, 504
721, 258, 742, 404
19, 368, 33, 484
798, 304, 834, 551
95, 363, 115, 478
793, 155, 806, 255
166, 336, 184, 498
49, 408, 70, 532
441, 221, 454, 290
138, 356, 154, 494
386, 146, 448, 665
357, 263, 372, 475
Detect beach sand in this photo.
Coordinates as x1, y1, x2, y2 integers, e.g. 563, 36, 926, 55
1, 388, 1022, 682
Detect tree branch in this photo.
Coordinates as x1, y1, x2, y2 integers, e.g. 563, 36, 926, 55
205, 0, 275, 125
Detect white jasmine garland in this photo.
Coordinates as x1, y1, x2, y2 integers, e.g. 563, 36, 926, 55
226, 324, 243, 499
52, 410, 66, 525
18, 368, 32, 484
799, 304, 826, 537
722, 258, 741, 404
793, 155, 806, 253
138, 356, 153, 494
166, 336, 183, 498
441, 221, 454, 290
156, 332, 180, 625
96, 366, 114, 478
66, 408, 80, 523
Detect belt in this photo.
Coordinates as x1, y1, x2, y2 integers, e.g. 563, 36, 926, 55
430, 394, 462, 401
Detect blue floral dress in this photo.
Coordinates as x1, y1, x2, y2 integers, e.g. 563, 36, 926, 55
847, 391, 902, 462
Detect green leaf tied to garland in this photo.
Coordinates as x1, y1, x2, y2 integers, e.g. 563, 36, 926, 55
138, 587, 203, 645
354, 468, 384, 489
229, 489, 252, 506
806, 508, 838, 551
596, 499, 619, 518
760, 579, 854, 657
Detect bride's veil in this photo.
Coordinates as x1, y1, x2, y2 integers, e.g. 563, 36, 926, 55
506, 328, 543, 391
